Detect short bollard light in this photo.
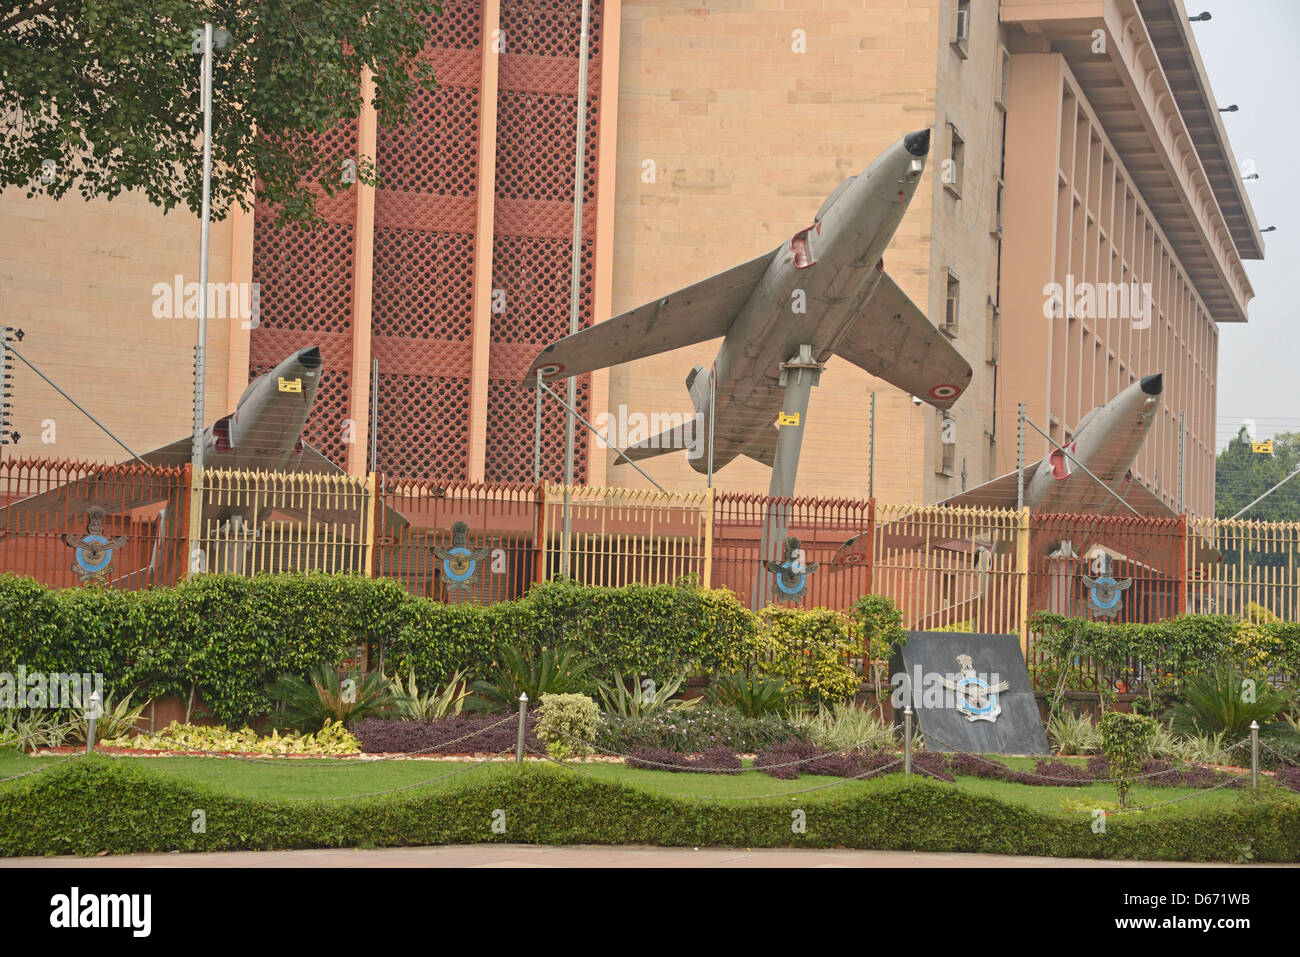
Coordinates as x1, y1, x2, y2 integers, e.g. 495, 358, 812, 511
85, 690, 102, 755
516, 692, 528, 764
903, 707, 913, 779
1250, 720, 1259, 790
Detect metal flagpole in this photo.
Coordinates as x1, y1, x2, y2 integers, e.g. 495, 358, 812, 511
1016, 401, 1025, 510
560, 0, 592, 580
868, 391, 876, 498
187, 22, 218, 575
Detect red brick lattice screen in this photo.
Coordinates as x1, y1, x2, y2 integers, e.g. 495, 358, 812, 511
250, 120, 359, 468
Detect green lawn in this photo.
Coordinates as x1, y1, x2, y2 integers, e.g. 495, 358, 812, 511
0, 750, 1254, 813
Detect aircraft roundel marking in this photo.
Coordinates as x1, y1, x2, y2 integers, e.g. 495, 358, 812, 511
535, 362, 565, 378
929, 384, 960, 400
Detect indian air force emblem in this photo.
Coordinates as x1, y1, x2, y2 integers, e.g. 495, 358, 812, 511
765, 536, 818, 598
62, 507, 127, 584
433, 521, 491, 592
1081, 552, 1132, 620
940, 654, 1009, 722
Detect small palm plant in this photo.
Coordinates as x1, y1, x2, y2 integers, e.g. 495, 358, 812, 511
466, 646, 597, 713
1166, 667, 1292, 741
387, 668, 471, 722
595, 670, 697, 718
705, 670, 794, 718
266, 663, 392, 732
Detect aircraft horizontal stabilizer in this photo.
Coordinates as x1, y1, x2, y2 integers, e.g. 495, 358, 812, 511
524, 250, 776, 386
831, 271, 972, 410
936, 462, 1042, 511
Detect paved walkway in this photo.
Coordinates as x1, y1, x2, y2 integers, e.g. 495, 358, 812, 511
1, 845, 1278, 867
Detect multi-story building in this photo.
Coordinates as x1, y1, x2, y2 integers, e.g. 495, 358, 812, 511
0, 0, 1260, 518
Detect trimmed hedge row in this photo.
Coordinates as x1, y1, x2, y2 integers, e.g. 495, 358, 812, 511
1030, 612, 1300, 689
1, 756, 1297, 861
0, 574, 779, 726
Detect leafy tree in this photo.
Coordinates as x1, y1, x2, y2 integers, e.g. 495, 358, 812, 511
1215, 428, 1300, 522
0, 0, 439, 227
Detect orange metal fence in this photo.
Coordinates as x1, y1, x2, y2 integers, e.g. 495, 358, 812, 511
1, 460, 1298, 647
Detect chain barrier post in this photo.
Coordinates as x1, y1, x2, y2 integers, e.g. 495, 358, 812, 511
903, 707, 912, 779
1250, 720, 1259, 790
516, 692, 528, 763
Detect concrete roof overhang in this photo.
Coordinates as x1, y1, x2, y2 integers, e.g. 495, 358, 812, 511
1002, 0, 1261, 322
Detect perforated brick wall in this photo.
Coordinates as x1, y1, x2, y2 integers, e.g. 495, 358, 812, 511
249, 119, 359, 468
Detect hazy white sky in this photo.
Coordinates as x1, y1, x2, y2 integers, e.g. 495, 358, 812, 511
1191, 0, 1299, 450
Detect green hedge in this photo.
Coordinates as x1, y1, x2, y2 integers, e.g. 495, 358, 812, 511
0, 574, 762, 726
1, 756, 1297, 861
1030, 612, 1300, 692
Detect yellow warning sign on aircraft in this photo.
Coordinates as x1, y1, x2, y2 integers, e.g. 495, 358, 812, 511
1253, 440, 1274, 454
778, 412, 801, 427
278, 376, 303, 394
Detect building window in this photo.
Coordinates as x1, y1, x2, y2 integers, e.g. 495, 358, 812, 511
943, 270, 960, 338
953, 0, 971, 58
944, 125, 964, 197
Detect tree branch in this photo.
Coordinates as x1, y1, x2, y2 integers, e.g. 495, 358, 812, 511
1, 0, 66, 32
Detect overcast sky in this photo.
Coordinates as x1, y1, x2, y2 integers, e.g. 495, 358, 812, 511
1191, 0, 1298, 450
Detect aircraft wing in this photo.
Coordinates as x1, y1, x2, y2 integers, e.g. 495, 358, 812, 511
276, 444, 410, 530
1107, 480, 1220, 565
938, 462, 1042, 510
523, 250, 776, 386
831, 270, 972, 410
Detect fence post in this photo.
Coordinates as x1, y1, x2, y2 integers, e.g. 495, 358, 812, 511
701, 486, 715, 589
516, 692, 529, 763
533, 485, 548, 586
903, 707, 912, 779
1176, 513, 1188, 616
1250, 720, 1259, 790
1015, 506, 1031, 658
364, 470, 378, 578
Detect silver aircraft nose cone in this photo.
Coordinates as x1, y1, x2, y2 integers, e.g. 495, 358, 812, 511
297, 346, 322, 370
1140, 373, 1163, 396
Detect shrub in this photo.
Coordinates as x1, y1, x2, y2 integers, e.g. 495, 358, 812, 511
752, 606, 860, 706
350, 714, 539, 755
468, 647, 598, 714
3, 757, 1298, 861
0, 709, 72, 752
594, 670, 696, 718
597, 706, 803, 754
1029, 612, 1300, 699
1166, 667, 1293, 741
69, 690, 149, 744
848, 594, 908, 696
789, 703, 894, 752
535, 693, 601, 761
1099, 711, 1158, 807
266, 664, 392, 732
705, 670, 795, 717
387, 668, 471, 722
102, 720, 360, 755
1045, 710, 1099, 755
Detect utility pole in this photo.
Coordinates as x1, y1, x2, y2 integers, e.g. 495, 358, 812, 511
560, 0, 592, 579
1016, 401, 1026, 510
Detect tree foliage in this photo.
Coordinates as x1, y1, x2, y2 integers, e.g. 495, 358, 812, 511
1215, 427, 1300, 522
0, 0, 440, 227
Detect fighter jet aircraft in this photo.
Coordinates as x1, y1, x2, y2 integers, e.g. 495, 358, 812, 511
832, 373, 1217, 570
0, 347, 401, 582
525, 129, 972, 500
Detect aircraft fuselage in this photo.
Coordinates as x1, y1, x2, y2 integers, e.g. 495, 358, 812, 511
695, 135, 930, 473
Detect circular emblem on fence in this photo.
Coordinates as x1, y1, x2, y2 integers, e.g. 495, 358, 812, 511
433, 521, 491, 592
765, 536, 818, 598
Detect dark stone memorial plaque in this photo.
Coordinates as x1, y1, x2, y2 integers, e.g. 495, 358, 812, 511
888, 631, 1049, 755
